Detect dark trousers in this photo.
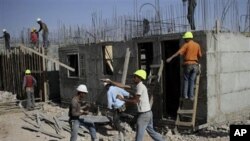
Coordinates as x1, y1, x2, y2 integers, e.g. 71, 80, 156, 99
113, 110, 125, 134
187, 0, 196, 30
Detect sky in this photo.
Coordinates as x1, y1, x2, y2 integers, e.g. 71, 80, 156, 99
0, 0, 249, 37
0, 0, 172, 36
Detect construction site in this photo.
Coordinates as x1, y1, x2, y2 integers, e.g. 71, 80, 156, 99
1, 0, 250, 141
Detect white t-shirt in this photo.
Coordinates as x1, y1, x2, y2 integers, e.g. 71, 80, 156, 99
136, 81, 151, 113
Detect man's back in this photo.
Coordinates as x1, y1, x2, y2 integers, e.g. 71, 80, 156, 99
4, 32, 10, 42
107, 86, 129, 109
178, 40, 202, 64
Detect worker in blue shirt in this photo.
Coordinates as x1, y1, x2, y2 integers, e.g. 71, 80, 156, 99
104, 82, 130, 136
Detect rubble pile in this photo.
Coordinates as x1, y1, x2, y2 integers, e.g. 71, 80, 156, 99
0, 91, 16, 102
0, 91, 19, 115
164, 122, 235, 141
21, 103, 137, 141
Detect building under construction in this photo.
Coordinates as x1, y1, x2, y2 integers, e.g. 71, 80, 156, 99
1, 0, 250, 131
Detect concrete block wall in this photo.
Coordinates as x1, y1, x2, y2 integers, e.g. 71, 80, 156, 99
206, 32, 250, 123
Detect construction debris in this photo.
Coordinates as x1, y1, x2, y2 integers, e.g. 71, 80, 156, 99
3, 100, 250, 141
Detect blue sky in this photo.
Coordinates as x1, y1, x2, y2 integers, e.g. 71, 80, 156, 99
1, 0, 172, 34
0, 0, 248, 36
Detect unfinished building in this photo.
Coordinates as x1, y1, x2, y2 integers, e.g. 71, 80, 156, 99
59, 30, 250, 127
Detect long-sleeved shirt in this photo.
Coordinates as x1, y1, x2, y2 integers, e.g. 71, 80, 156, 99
107, 86, 129, 109
38, 22, 49, 34
0, 32, 10, 43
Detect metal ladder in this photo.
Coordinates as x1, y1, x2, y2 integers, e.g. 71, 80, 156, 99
175, 64, 201, 131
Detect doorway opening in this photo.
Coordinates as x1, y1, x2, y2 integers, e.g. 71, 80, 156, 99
162, 40, 182, 119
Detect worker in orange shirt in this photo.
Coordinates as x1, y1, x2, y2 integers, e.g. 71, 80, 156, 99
166, 31, 202, 100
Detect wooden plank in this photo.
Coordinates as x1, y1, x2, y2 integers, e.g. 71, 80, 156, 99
176, 121, 193, 126
22, 125, 65, 139
191, 64, 201, 129
42, 47, 48, 102
177, 109, 194, 114
22, 117, 40, 128
149, 60, 164, 107
36, 113, 41, 128
157, 60, 164, 82
19, 44, 75, 71
121, 48, 130, 85
53, 116, 62, 131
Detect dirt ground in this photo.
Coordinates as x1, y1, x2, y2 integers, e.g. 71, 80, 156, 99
0, 91, 234, 141
0, 108, 231, 141
0, 104, 154, 141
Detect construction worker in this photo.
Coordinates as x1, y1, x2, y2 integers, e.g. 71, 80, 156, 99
104, 70, 164, 141
22, 69, 37, 110
36, 18, 49, 48
183, 0, 197, 30
30, 28, 39, 48
103, 82, 130, 136
0, 29, 10, 50
68, 84, 97, 141
166, 31, 202, 100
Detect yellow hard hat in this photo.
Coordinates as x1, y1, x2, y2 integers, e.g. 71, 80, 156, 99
25, 69, 31, 74
32, 28, 36, 32
182, 32, 193, 39
134, 69, 147, 80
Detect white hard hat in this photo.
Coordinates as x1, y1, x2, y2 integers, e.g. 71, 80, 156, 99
2, 29, 6, 32
76, 84, 88, 93
37, 18, 41, 22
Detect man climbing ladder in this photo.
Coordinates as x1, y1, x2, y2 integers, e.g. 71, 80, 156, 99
166, 31, 202, 100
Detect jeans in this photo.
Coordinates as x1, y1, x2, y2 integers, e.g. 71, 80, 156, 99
183, 64, 198, 99
70, 119, 97, 141
26, 87, 35, 109
136, 111, 163, 141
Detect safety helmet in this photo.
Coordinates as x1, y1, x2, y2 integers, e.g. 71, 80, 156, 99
37, 18, 41, 22
25, 69, 31, 74
2, 29, 6, 32
76, 84, 88, 93
134, 69, 147, 80
182, 32, 193, 39
32, 28, 36, 32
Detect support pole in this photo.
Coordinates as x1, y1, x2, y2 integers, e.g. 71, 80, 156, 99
121, 48, 131, 85
42, 48, 48, 102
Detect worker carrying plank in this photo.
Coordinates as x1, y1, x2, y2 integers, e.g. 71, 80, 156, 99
103, 70, 165, 141
166, 31, 202, 100
68, 84, 97, 141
